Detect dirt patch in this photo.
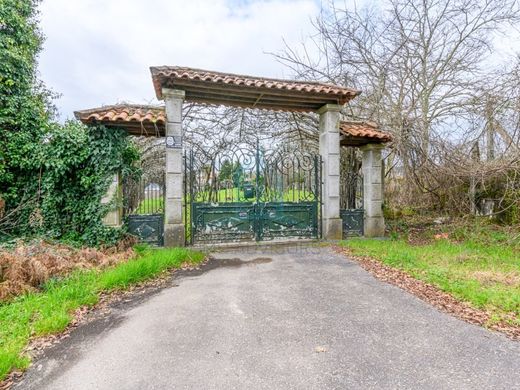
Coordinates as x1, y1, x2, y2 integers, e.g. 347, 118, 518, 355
334, 246, 520, 341
0, 238, 136, 301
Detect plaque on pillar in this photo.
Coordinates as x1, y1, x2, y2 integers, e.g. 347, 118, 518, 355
166, 136, 182, 149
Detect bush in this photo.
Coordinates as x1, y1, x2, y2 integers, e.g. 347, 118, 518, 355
0, 1, 140, 246
1, 122, 140, 246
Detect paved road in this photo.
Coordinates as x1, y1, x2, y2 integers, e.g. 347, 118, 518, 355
16, 245, 520, 390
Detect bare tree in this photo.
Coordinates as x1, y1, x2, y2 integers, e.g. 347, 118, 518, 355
275, 1, 518, 153
272, 0, 520, 215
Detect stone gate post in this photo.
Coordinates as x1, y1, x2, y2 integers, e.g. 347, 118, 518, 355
361, 144, 385, 237
318, 104, 342, 240
163, 88, 185, 247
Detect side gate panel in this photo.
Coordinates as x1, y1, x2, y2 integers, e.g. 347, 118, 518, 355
340, 209, 364, 237
127, 214, 164, 246
123, 176, 165, 246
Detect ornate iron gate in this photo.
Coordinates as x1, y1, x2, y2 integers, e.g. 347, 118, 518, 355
123, 176, 165, 246
341, 208, 364, 237
340, 170, 364, 237
184, 143, 321, 244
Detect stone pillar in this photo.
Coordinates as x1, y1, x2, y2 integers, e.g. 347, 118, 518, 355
102, 173, 121, 227
163, 89, 185, 247
318, 104, 342, 240
361, 144, 385, 237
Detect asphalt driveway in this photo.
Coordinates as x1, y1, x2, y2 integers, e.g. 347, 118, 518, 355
16, 244, 520, 389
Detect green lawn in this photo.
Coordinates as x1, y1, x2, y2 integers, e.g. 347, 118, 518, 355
193, 188, 315, 202
0, 246, 205, 381
136, 197, 164, 214
135, 188, 316, 215
340, 238, 520, 326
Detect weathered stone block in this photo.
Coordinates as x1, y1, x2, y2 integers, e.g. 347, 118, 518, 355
370, 184, 383, 201
166, 173, 182, 199
365, 200, 383, 217
328, 155, 340, 176
364, 216, 385, 237
166, 150, 182, 173
163, 89, 185, 123
103, 210, 121, 227
323, 197, 340, 219
166, 122, 182, 137
164, 223, 185, 247
323, 218, 342, 240
327, 135, 340, 154
165, 199, 183, 224
364, 182, 383, 201
371, 156, 382, 169
318, 105, 341, 134
368, 167, 382, 184
327, 177, 340, 198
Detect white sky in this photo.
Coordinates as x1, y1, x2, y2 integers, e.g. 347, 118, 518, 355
37, 0, 520, 121
37, 0, 320, 120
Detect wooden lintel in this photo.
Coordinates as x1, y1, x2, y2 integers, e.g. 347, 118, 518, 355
185, 92, 321, 112
185, 96, 319, 112
166, 79, 351, 105
85, 121, 165, 137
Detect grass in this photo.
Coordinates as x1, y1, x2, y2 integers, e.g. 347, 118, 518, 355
0, 246, 205, 381
340, 233, 520, 326
135, 188, 316, 215
136, 197, 164, 214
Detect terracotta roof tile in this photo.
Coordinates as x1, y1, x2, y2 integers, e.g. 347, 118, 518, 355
339, 121, 392, 146
74, 104, 166, 136
150, 66, 360, 111
74, 104, 391, 145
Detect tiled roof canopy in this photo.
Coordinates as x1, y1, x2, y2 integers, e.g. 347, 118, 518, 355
74, 104, 166, 136
339, 121, 392, 147
150, 66, 360, 112
74, 104, 391, 147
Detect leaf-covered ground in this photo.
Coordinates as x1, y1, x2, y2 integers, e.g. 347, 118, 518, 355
0, 239, 136, 301
338, 219, 519, 338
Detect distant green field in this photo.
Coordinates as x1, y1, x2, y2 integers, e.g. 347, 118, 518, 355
135, 188, 316, 215
136, 198, 164, 214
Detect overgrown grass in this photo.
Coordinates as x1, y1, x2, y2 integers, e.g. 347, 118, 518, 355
386, 215, 520, 248
0, 246, 205, 381
340, 236, 520, 326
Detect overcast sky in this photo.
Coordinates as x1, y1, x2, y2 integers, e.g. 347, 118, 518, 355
37, 0, 520, 121
38, 0, 320, 120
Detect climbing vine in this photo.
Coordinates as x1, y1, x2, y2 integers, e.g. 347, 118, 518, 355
1, 121, 140, 246
0, 1, 140, 246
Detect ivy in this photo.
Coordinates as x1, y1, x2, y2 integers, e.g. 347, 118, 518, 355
0, 1, 141, 246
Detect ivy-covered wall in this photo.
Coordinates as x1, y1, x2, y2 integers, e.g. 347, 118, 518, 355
0, 0, 140, 246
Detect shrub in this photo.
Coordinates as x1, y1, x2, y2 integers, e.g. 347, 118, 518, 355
0, 1, 140, 246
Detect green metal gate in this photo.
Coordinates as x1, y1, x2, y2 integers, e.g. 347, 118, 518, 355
184, 143, 321, 244
123, 176, 165, 246
340, 170, 364, 237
